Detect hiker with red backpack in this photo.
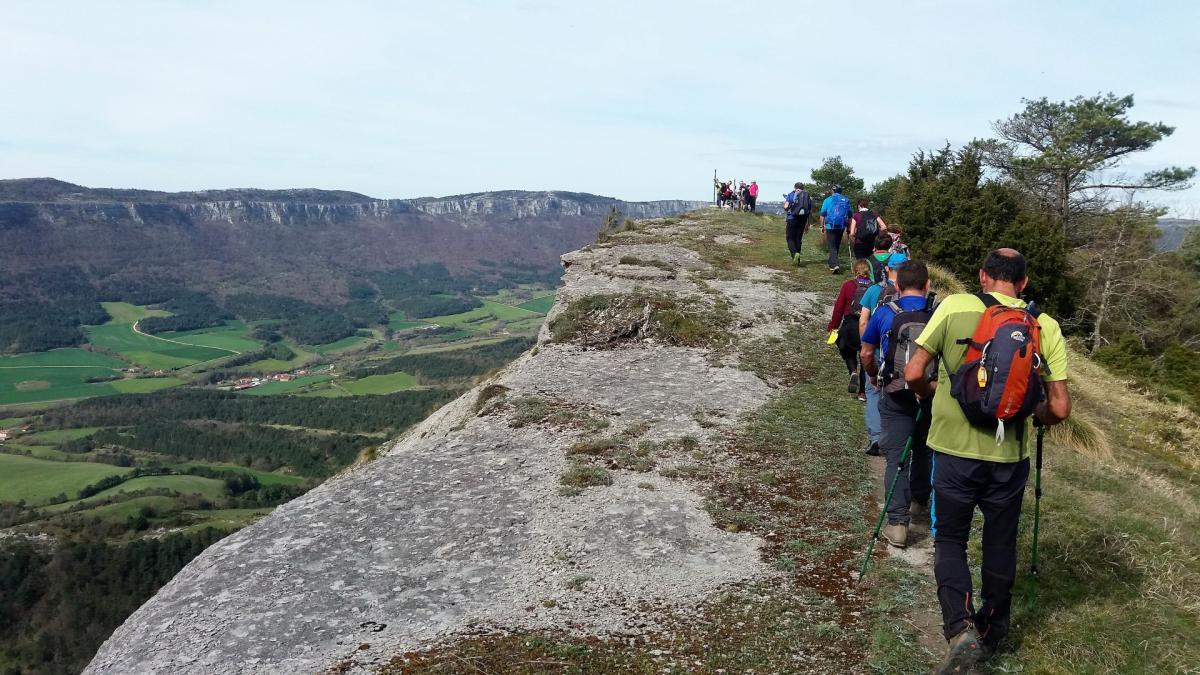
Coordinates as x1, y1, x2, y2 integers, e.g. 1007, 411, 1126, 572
829, 259, 875, 398
904, 249, 1071, 674
859, 259, 936, 548
849, 198, 888, 261
819, 186, 852, 273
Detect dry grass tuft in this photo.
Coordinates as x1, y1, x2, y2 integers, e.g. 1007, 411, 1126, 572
926, 262, 967, 297
1049, 413, 1113, 461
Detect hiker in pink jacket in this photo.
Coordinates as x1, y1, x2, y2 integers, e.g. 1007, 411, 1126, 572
748, 181, 759, 212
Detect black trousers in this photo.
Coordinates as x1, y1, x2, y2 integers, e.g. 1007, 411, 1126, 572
786, 215, 809, 255
749, 196, 757, 211
852, 240, 872, 261
878, 391, 932, 523
826, 228, 844, 268
932, 451, 1030, 646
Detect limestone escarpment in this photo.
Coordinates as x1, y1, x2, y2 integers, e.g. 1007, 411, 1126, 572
86, 211, 824, 674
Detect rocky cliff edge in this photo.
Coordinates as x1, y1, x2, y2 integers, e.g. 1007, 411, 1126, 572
85, 210, 884, 674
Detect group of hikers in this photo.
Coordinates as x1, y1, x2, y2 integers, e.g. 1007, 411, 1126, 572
715, 178, 758, 211
796, 193, 1073, 673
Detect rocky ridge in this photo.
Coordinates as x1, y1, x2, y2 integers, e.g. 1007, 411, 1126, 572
85, 210, 850, 674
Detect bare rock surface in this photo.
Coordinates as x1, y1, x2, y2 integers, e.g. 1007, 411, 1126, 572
87, 216, 801, 675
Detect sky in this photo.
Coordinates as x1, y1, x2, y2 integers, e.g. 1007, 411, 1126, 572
2, 0, 1198, 214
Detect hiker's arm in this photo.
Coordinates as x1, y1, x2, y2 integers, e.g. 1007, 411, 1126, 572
905, 346, 937, 398
877, 216, 888, 230
858, 307, 870, 337
1036, 380, 1071, 426
860, 343, 878, 378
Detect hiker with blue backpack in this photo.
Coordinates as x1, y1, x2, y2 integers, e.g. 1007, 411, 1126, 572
903, 249, 1071, 674
783, 182, 813, 265
820, 186, 852, 273
859, 259, 936, 549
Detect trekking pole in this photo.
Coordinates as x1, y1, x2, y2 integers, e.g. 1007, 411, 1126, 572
1027, 420, 1046, 610
858, 407, 923, 581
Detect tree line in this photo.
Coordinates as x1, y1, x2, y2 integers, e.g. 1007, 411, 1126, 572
346, 336, 533, 380
40, 388, 459, 435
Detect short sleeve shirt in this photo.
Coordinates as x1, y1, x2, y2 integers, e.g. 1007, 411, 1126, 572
858, 281, 891, 317
914, 292, 1068, 463
862, 295, 928, 356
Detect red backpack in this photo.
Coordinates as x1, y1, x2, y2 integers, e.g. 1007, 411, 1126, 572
949, 294, 1046, 443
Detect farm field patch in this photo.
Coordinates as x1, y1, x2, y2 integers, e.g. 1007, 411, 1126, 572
19, 427, 102, 445
110, 377, 185, 394
0, 365, 123, 405
312, 335, 370, 355
517, 294, 556, 313
339, 371, 420, 395
0, 454, 130, 505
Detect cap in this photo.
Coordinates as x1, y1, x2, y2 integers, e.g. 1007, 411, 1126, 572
887, 253, 909, 269
833, 185, 843, 192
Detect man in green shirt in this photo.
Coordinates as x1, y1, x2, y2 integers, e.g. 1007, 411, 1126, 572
905, 248, 1071, 673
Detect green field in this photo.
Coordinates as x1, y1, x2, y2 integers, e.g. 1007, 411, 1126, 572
0, 349, 126, 369
76, 495, 180, 522
387, 310, 428, 331
339, 371, 419, 395
100, 302, 170, 324
0, 454, 130, 505
517, 294, 556, 313
85, 323, 230, 370
88, 474, 228, 501
0, 364, 124, 405
312, 335, 370, 355
0, 417, 23, 429
19, 427, 102, 445
159, 321, 261, 353
242, 374, 334, 396
110, 377, 186, 393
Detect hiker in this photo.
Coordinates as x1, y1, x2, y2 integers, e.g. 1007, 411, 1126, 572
860, 259, 934, 548
849, 198, 888, 261
820, 186, 852, 274
739, 182, 751, 211
904, 248, 1071, 673
748, 180, 759, 212
857, 252, 908, 454
887, 223, 909, 255
783, 182, 813, 265
719, 182, 733, 208
829, 259, 875, 398
868, 232, 894, 283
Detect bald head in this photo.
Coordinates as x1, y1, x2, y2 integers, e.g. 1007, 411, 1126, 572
982, 249, 1027, 283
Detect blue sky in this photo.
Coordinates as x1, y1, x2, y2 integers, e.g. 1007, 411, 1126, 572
2, 0, 1197, 214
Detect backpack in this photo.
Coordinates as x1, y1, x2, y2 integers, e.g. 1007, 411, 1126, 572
787, 190, 811, 217
949, 293, 1046, 443
870, 254, 890, 284
880, 295, 938, 394
849, 278, 873, 315
855, 210, 880, 244
826, 194, 850, 228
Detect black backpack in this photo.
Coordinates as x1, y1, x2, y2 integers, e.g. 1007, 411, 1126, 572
855, 210, 880, 244
880, 294, 939, 393
787, 190, 812, 217
849, 278, 873, 316
869, 254, 890, 284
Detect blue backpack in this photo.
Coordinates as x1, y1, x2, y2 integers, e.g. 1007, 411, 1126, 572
826, 194, 850, 229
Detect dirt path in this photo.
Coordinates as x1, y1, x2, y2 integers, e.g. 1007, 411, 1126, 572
866, 454, 945, 658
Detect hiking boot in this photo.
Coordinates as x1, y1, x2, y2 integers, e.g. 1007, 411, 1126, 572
881, 522, 908, 548
857, 393, 867, 402
936, 625, 986, 675
848, 370, 860, 393
830, 265, 840, 274
863, 441, 881, 456
792, 252, 801, 265
910, 499, 928, 519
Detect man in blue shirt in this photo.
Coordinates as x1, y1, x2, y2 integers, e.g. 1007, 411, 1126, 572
860, 258, 933, 548
819, 186, 852, 274
856, 252, 906, 454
